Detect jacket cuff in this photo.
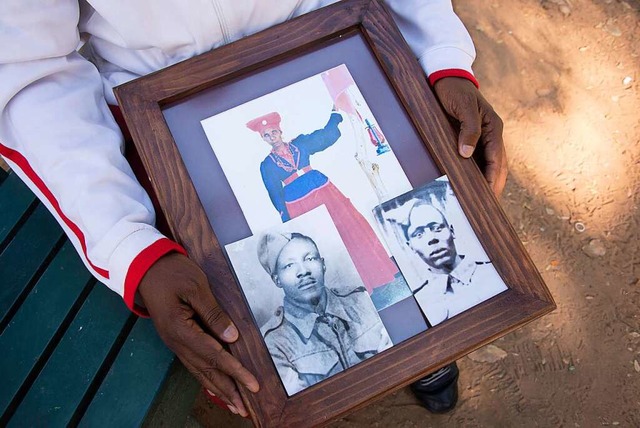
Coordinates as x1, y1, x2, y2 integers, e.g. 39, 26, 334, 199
418, 45, 478, 87
109, 228, 187, 316
428, 69, 480, 88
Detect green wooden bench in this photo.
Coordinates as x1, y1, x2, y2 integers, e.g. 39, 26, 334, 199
0, 169, 198, 427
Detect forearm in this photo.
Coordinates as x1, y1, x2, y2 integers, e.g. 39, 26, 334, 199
301, 112, 343, 154
0, 2, 178, 314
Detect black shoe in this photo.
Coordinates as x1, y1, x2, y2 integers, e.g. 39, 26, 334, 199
410, 362, 459, 413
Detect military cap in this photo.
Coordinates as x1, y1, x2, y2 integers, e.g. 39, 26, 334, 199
257, 231, 294, 276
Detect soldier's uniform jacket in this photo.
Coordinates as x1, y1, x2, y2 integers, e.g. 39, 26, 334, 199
413, 256, 508, 326
261, 286, 391, 395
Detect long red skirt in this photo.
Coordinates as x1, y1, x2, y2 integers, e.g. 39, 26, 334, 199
285, 181, 398, 293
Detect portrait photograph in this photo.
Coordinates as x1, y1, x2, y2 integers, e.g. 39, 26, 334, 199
202, 64, 413, 310
373, 176, 509, 326
225, 206, 392, 396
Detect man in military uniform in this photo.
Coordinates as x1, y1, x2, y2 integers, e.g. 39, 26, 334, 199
257, 231, 391, 396
403, 201, 508, 326
399, 200, 507, 411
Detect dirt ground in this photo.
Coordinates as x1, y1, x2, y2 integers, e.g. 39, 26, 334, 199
191, 0, 640, 427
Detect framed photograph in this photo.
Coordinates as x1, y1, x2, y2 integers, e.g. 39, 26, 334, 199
114, 1, 555, 425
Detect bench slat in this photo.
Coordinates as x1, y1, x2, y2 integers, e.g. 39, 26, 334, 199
0, 173, 184, 425
0, 204, 64, 324
7, 284, 131, 427
78, 318, 174, 427
0, 241, 92, 417
0, 173, 36, 247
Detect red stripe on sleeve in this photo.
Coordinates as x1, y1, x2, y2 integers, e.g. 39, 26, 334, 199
123, 238, 187, 317
0, 143, 110, 279
428, 69, 480, 88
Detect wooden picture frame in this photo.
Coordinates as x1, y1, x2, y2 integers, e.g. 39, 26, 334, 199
114, 1, 555, 426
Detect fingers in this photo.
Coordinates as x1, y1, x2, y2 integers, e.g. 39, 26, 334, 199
479, 100, 508, 197
171, 327, 246, 414
197, 370, 246, 416
205, 389, 241, 415
177, 326, 260, 417
180, 290, 261, 393
483, 143, 508, 197
185, 359, 248, 417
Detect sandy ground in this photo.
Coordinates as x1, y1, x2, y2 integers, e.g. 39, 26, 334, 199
191, 0, 640, 426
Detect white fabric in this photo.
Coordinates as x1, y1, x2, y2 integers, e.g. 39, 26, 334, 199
0, 0, 476, 300
414, 258, 508, 326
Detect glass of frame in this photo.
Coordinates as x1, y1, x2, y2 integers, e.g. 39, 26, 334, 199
115, 1, 555, 425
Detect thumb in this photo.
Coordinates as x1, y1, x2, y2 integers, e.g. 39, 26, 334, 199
457, 100, 482, 158
186, 277, 239, 344
433, 77, 482, 159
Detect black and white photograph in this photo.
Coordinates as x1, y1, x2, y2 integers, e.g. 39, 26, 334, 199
226, 206, 392, 396
201, 64, 413, 310
373, 176, 509, 326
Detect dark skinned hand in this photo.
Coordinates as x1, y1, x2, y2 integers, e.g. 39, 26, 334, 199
433, 77, 508, 198
137, 252, 259, 417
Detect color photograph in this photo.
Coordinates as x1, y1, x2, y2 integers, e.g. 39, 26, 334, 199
202, 64, 413, 308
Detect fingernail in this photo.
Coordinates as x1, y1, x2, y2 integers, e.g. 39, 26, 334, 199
227, 405, 238, 415
460, 145, 474, 158
245, 382, 260, 393
223, 325, 238, 341
233, 401, 247, 417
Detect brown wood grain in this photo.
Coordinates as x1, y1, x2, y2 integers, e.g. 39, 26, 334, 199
115, 1, 555, 426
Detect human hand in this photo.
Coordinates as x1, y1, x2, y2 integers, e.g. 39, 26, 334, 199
433, 77, 508, 197
138, 252, 259, 417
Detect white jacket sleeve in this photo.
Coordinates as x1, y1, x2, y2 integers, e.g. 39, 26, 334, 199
0, 1, 183, 315
384, 0, 479, 86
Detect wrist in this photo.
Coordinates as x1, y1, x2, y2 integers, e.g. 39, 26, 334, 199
126, 238, 188, 316
429, 69, 479, 88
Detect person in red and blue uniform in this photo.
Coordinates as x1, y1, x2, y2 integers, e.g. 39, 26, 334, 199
247, 110, 399, 294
